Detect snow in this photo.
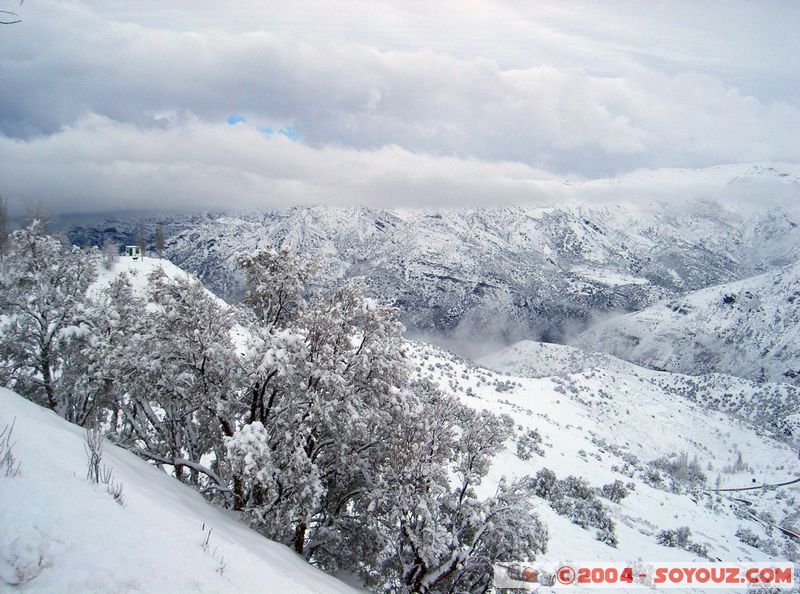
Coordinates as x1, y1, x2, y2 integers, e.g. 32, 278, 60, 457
409, 340, 800, 588
571, 265, 649, 287
0, 388, 359, 593
155, 188, 799, 352
576, 260, 800, 385
94, 255, 224, 304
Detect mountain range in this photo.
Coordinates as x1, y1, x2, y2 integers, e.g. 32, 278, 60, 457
64, 162, 800, 371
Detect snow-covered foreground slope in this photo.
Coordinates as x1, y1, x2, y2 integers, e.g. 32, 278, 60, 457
575, 260, 800, 386
0, 388, 359, 593
412, 341, 800, 580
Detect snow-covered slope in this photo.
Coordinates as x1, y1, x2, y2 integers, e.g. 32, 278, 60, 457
575, 260, 800, 386
480, 340, 800, 441
0, 388, 359, 593
479, 339, 641, 377
413, 341, 800, 574
94, 254, 204, 294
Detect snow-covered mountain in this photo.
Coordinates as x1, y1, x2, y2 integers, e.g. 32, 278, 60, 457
575, 260, 800, 386
412, 339, 800, 572
0, 388, 358, 593
65, 164, 800, 356
162, 202, 797, 355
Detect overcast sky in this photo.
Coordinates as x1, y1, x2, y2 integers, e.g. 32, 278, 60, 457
1, 0, 798, 214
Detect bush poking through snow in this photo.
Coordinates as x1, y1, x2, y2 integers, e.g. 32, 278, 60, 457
531, 468, 618, 547
516, 428, 545, 460
655, 527, 710, 558
0, 419, 21, 479
600, 480, 630, 503
200, 524, 227, 577
84, 428, 103, 483
647, 452, 706, 493
84, 428, 125, 506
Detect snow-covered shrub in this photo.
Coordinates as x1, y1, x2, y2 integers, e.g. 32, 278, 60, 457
531, 467, 558, 500
199, 523, 227, 576
85, 428, 104, 483
735, 527, 763, 549
531, 469, 617, 546
723, 451, 752, 474
84, 428, 124, 506
516, 428, 544, 460
648, 452, 706, 493
656, 526, 691, 548
494, 379, 515, 393
655, 527, 710, 558
600, 479, 630, 503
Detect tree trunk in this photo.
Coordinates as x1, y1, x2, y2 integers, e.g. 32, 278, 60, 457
40, 343, 57, 412
292, 521, 307, 555
232, 473, 245, 511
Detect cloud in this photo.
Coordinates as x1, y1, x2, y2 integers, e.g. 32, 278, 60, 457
2, 114, 797, 217
0, 0, 798, 213
0, 114, 559, 213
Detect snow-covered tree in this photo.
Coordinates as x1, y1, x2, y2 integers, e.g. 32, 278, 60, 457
359, 385, 548, 593
237, 248, 314, 329
154, 223, 165, 257
229, 283, 412, 557
100, 268, 240, 492
0, 221, 100, 419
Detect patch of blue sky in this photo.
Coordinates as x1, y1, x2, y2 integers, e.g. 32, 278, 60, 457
279, 126, 299, 140
258, 125, 300, 140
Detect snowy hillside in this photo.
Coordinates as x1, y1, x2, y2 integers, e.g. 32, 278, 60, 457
479, 339, 642, 377
64, 163, 800, 354
481, 340, 800, 441
0, 388, 359, 593
576, 260, 800, 386
94, 253, 206, 294
414, 341, 800, 572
